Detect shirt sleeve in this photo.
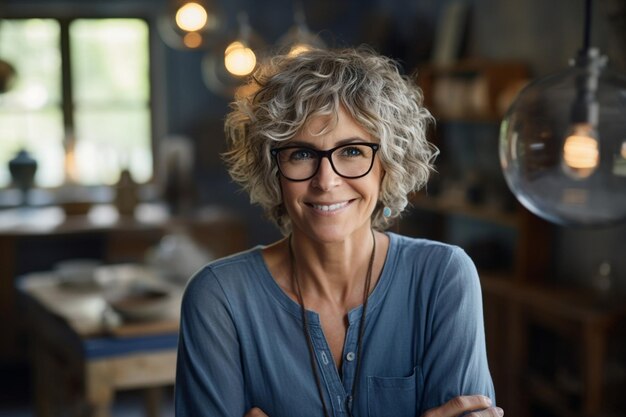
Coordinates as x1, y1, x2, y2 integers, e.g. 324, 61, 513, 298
175, 267, 246, 417
420, 247, 496, 411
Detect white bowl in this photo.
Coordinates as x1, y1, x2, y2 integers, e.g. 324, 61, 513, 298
107, 285, 174, 322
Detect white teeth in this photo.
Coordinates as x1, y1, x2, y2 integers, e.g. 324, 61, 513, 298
312, 201, 348, 212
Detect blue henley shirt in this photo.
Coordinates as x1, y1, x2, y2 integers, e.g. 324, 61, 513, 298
175, 232, 495, 417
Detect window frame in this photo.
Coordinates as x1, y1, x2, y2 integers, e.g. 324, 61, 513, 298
1, 2, 166, 192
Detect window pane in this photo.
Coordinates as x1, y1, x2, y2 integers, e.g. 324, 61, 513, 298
70, 18, 153, 185
71, 19, 150, 104
0, 19, 64, 188
74, 107, 152, 185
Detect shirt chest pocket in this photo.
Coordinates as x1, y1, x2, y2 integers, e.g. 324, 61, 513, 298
366, 366, 421, 417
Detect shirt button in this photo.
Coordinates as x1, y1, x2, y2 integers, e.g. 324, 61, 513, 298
346, 352, 355, 362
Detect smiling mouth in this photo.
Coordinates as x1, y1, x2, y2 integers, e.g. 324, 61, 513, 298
308, 200, 351, 213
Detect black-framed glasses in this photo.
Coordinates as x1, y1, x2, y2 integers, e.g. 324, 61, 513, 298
270, 142, 380, 181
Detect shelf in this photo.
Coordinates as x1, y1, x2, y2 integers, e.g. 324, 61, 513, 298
410, 193, 519, 228
480, 276, 626, 324
415, 59, 529, 121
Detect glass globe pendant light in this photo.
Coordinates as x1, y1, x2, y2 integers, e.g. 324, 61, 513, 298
202, 12, 265, 97
222, 14, 258, 77
499, 0, 626, 226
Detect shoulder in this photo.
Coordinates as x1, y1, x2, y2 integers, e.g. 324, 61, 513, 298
389, 232, 474, 272
182, 247, 265, 304
386, 233, 479, 295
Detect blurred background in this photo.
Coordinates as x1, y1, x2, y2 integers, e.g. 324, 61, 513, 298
0, 0, 624, 416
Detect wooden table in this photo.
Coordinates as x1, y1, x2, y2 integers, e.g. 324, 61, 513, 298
17, 269, 182, 417
0, 204, 247, 366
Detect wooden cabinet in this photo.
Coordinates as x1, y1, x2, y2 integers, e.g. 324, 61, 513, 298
482, 276, 626, 417
400, 60, 626, 417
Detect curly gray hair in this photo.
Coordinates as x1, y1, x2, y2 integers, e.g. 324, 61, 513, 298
223, 47, 438, 234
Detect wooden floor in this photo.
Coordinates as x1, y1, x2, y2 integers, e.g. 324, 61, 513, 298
1, 390, 174, 417
0, 369, 174, 417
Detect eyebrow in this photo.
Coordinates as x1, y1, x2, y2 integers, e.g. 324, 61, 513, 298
286, 137, 372, 149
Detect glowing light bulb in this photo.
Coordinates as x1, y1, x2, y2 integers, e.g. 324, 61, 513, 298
562, 123, 599, 179
224, 41, 256, 76
225, 41, 244, 56
288, 43, 312, 57
175, 2, 208, 32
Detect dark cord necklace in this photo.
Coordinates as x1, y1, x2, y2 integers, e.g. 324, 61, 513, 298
289, 230, 376, 417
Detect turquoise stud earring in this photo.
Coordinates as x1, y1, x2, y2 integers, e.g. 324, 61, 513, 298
382, 207, 392, 218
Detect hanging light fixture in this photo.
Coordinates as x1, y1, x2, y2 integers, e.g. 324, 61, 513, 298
202, 12, 265, 97
499, 0, 626, 226
276, 0, 325, 56
222, 14, 258, 77
157, 0, 223, 50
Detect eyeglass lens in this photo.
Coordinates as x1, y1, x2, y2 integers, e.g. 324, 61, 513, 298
274, 143, 378, 181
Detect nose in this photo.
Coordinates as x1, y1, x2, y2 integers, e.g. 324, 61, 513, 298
311, 156, 341, 190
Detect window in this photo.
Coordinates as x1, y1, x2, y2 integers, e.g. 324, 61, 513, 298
0, 18, 152, 188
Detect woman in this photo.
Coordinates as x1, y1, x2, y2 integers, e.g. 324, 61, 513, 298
175, 47, 501, 417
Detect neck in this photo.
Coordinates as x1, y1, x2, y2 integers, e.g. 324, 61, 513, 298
289, 228, 377, 305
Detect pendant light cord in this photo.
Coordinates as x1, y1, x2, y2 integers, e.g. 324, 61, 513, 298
289, 230, 376, 417
583, 0, 592, 52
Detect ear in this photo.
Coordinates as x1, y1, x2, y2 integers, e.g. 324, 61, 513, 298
379, 169, 387, 189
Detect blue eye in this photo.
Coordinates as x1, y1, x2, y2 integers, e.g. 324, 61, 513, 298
338, 146, 365, 158
288, 148, 315, 161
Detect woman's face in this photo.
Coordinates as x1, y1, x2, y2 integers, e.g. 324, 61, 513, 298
278, 107, 384, 244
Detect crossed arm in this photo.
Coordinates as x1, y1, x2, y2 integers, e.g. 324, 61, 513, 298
245, 395, 504, 417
